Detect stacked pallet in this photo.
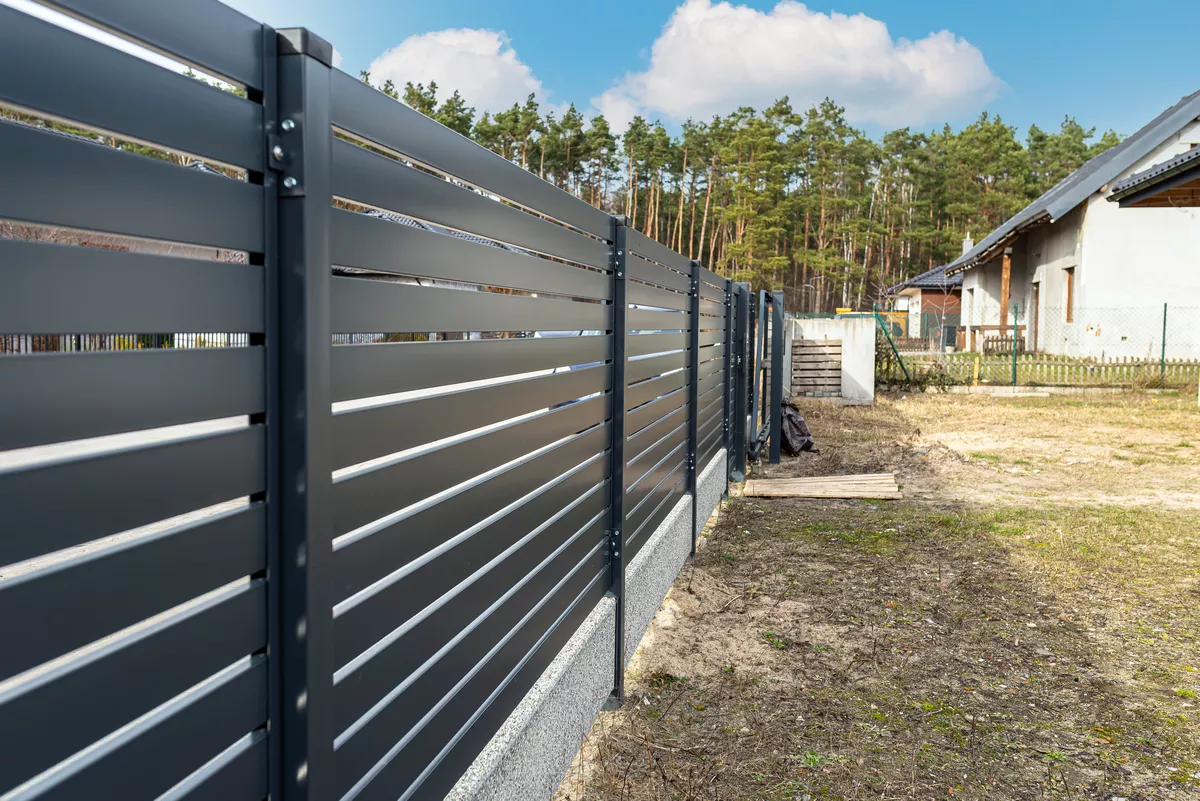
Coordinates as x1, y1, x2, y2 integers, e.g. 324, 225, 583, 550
792, 339, 842, 398
743, 473, 901, 499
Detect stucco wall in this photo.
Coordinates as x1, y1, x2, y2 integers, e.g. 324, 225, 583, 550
962, 121, 1200, 358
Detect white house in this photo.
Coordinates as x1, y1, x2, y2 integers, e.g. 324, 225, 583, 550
947, 90, 1200, 359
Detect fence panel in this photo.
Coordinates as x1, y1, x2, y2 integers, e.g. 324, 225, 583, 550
0, 4, 273, 801
0, 4, 746, 799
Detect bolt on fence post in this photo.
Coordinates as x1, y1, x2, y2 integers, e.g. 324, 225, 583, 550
1161, 302, 1168, 388
274, 28, 336, 801
769, 291, 784, 464
687, 261, 701, 553
605, 215, 629, 707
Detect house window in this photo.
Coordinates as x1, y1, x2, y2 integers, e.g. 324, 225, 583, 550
1065, 267, 1075, 323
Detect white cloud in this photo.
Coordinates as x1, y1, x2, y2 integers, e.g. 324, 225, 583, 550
332, 47, 344, 69
367, 29, 545, 113
593, 0, 1000, 132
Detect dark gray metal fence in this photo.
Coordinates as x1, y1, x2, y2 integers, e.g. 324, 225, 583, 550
0, 2, 757, 800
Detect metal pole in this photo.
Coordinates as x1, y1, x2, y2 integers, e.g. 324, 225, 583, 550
732, 284, 750, 481
873, 302, 910, 382
722, 277, 733, 495
769, 291, 784, 464
687, 261, 701, 553
606, 216, 629, 707
1161, 302, 1168, 388
1012, 302, 1019, 387
274, 27, 335, 801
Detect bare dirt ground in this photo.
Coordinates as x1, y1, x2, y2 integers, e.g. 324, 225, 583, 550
557, 391, 1200, 800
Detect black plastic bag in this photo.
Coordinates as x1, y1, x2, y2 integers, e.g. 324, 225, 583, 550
781, 401, 816, 455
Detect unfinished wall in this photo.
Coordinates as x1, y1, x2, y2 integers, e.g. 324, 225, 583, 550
788, 316, 875, 402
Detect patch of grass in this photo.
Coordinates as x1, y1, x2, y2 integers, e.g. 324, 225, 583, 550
1177, 687, 1196, 699
761, 632, 789, 650
1178, 440, 1194, 449
969, 451, 1002, 463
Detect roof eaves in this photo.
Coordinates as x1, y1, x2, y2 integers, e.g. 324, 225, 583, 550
1109, 146, 1200, 202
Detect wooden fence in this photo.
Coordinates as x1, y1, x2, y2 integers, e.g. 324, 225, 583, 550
883, 352, 1200, 388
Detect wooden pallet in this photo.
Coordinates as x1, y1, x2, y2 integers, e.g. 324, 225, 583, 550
742, 473, 901, 500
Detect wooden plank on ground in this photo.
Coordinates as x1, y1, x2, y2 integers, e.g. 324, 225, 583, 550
743, 473, 901, 500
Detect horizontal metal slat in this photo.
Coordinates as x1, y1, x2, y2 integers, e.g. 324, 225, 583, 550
699, 265, 723, 288
32, 0, 264, 90
699, 330, 725, 347
25, 655, 267, 801
700, 282, 725, 303
626, 388, 686, 438
626, 425, 686, 497
627, 280, 689, 312
330, 276, 610, 334
699, 297, 726, 316
335, 542, 608, 801
0, 120, 264, 252
698, 388, 724, 421
626, 228, 692, 275
628, 308, 689, 332
166, 730, 268, 801
698, 342, 726, 364
331, 137, 609, 270
333, 485, 607, 741
0, 239, 264, 335
627, 468, 685, 551
626, 369, 688, 412
699, 369, 723, 397
330, 69, 610, 239
332, 335, 610, 402
334, 498, 607, 736
332, 395, 608, 536
331, 364, 608, 469
0, 581, 266, 793
331, 208, 610, 301
625, 332, 686, 358
699, 404, 722, 438
0, 502, 264, 683
0, 347, 265, 450
700, 436, 723, 473
626, 475, 685, 561
0, 425, 266, 566
410, 545, 606, 800
1, 6, 262, 170
627, 253, 690, 293
699, 412, 724, 447
626, 405, 688, 468
333, 428, 609, 665
626, 350, 687, 385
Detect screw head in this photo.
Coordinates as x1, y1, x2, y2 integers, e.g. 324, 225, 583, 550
272, 145, 284, 160
283, 177, 297, 189
281, 119, 295, 132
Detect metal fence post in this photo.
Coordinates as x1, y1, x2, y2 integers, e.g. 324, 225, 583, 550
688, 261, 701, 552
1161, 302, 1168, 388
274, 28, 335, 801
606, 215, 629, 706
731, 284, 750, 481
769, 291, 784, 464
722, 278, 733, 493
1011, 302, 1019, 387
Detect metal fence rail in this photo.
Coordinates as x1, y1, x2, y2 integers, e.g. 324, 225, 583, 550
0, 2, 755, 800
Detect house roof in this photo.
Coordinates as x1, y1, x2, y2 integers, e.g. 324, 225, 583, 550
1108, 145, 1200, 207
887, 263, 962, 295
946, 89, 1200, 275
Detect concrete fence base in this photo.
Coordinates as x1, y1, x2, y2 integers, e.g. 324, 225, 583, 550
447, 449, 728, 801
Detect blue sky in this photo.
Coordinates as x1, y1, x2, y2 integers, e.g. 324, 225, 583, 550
214, 1, 1200, 140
